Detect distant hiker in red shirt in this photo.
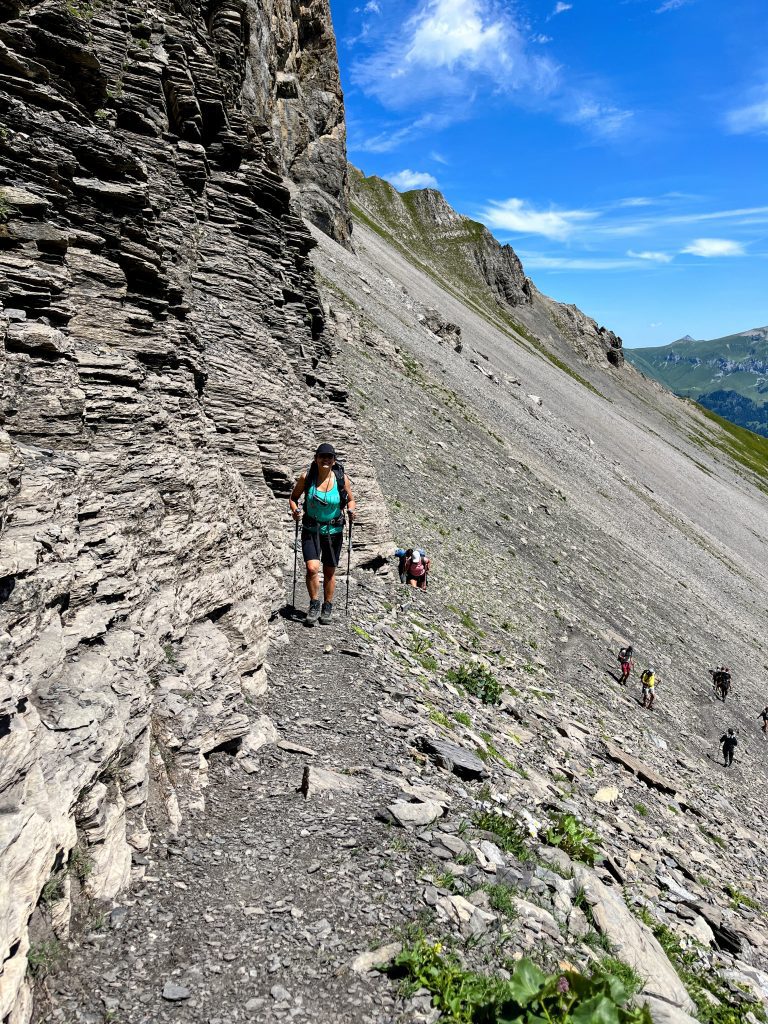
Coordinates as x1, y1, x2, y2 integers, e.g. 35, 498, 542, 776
617, 644, 634, 685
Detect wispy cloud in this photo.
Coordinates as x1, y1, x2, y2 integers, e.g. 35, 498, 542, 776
351, 112, 453, 153
430, 150, 449, 164
655, 0, 692, 12
627, 249, 673, 262
565, 98, 633, 137
681, 238, 745, 257
481, 198, 597, 240
386, 169, 439, 189
725, 86, 768, 136
364, 0, 381, 11
518, 253, 649, 270
551, 2, 572, 15
600, 204, 768, 236
533, 33, 552, 43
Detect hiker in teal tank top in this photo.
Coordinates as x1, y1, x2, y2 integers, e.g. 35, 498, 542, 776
289, 443, 357, 627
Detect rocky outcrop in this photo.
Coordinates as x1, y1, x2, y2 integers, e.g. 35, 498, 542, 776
0, 1, 382, 1019
246, 0, 350, 244
349, 166, 624, 369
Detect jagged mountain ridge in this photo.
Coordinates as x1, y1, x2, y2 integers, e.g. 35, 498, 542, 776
349, 165, 625, 375
627, 327, 768, 436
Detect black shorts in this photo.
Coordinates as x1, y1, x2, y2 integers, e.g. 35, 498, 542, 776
302, 529, 343, 567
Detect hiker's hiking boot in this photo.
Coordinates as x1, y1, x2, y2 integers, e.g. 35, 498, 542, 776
305, 599, 321, 627
319, 602, 333, 625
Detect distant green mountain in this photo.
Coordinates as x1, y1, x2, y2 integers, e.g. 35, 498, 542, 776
627, 327, 768, 436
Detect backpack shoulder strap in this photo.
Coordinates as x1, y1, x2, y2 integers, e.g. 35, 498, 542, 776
334, 462, 348, 508
303, 463, 316, 496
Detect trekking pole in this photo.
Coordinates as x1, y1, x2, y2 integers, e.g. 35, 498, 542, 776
345, 516, 353, 616
291, 518, 299, 610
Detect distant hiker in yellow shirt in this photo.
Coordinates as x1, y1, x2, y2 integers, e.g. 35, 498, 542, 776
640, 668, 656, 709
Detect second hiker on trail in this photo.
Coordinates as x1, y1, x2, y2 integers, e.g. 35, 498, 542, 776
640, 668, 656, 709
720, 729, 738, 766
395, 547, 431, 590
289, 443, 356, 628
617, 644, 634, 685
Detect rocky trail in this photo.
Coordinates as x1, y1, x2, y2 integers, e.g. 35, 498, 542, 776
31, 561, 768, 1024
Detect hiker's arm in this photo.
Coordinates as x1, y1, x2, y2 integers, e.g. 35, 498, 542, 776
289, 473, 306, 521
345, 475, 357, 520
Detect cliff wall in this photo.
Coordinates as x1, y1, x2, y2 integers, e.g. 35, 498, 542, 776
0, 2, 379, 1020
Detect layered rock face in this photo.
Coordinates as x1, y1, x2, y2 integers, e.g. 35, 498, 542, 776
0, 2, 381, 1020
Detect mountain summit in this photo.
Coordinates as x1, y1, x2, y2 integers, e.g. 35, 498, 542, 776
349, 166, 625, 372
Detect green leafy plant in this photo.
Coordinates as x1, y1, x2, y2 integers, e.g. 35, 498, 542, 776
453, 711, 472, 727
448, 663, 502, 705
633, 803, 649, 817
544, 813, 601, 866
386, 936, 652, 1024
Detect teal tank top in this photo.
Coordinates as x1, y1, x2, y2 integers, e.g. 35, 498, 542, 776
306, 477, 342, 535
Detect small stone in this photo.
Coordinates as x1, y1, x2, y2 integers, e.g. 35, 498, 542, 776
270, 984, 291, 1002
162, 982, 191, 1001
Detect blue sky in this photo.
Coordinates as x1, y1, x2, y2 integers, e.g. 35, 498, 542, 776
330, 0, 768, 347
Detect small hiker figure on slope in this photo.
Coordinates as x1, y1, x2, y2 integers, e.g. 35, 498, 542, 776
640, 667, 656, 709
617, 644, 634, 685
720, 728, 738, 767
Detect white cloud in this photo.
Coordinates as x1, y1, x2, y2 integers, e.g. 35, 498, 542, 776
430, 150, 449, 164
566, 99, 633, 137
352, 0, 559, 109
533, 33, 552, 43
681, 238, 745, 257
364, 0, 381, 11
627, 249, 673, 262
649, 322, 663, 328
386, 169, 440, 189
481, 198, 596, 240
552, 2, 572, 13
725, 89, 768, 136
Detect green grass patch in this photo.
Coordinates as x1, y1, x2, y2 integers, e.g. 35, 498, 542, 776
636, 911, 766, 1024
473, 811, 530, 860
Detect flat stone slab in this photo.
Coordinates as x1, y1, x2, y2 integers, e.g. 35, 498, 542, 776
603, 740, 683, 797
417, 736, 489, 779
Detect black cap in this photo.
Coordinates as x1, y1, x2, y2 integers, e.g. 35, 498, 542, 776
315, 443, 336, 458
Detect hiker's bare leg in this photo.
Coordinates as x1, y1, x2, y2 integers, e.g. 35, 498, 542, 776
408, 578, 417, 588
323, 566, 336, 603
306, 559, 321, 600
